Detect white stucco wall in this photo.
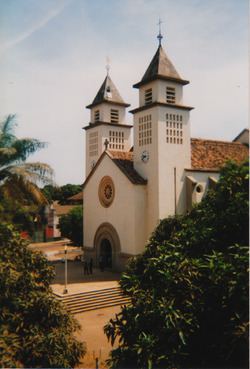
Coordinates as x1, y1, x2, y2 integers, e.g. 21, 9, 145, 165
157, 106, 191, 217
85, 124, 133, 176
133, 106, 160, 236
84, 154, 147, 256
185, 170, 220, 206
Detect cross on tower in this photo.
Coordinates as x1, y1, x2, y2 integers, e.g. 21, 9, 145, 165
106, 56, 110, 76
104, 139, 109, 150
157, 18, 163, 46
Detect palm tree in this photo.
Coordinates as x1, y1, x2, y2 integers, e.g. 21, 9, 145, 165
0, 114, 54, 204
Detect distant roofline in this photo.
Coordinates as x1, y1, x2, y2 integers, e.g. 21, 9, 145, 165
191, 137, 247, 145
232, 128, 249, 142
133, 75, 190, 88
130, 101, 194, 114
185, 167, 220, 173
86, 100, 130, 109
83, 121, 133, 131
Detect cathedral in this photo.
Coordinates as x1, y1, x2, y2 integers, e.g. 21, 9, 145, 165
82, 36, 248, 271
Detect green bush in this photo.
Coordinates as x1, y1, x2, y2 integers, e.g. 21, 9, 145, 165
104, 161, 249, 369
0, 224, 85, 367
58, 206, 83, 245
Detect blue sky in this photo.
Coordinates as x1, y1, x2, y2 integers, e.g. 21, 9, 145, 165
0, 0, 248, 185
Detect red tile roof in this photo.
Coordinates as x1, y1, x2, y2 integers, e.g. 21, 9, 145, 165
67, 191, 83, 201
53, 201, 77, 216
107, 150, 147, 185
191, 138, 249, 170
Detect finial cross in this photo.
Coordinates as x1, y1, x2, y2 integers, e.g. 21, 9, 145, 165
157, 18, 163, 46
104, 139, 109, 150
106, 56, 110, 76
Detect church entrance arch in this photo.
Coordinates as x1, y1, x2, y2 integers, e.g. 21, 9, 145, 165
100, 239, 112, 268
94, 223, 121, 271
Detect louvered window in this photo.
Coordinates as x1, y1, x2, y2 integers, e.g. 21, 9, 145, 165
166, 87, 175, 103
110, 109, 119, 123
94, 110, 100, 122
145, 88, 152, 105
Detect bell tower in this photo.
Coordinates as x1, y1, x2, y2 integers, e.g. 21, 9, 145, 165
130, 30, 194, 234
84, 71, 132, 176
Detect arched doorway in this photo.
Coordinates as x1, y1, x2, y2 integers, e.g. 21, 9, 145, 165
100, 238, 112, 268
93, 223, 121, 271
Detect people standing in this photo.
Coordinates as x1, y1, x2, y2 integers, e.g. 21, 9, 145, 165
89, 258, 93, 274
99, 255, 104, 272
84, 259, 89, 275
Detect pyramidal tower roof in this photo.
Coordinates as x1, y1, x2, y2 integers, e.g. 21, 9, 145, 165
86, 75, 130, 109
133, 44, 189, 88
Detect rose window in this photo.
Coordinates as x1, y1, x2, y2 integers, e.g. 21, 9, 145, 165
99, 176, 115, 207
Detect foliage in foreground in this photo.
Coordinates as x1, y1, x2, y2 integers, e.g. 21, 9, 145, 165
104, 161, 249, 369
58, 205, 83, 245
0, 224, 85, 368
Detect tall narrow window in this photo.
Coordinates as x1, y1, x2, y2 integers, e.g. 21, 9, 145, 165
166, 87, 175, 104
145, 88, 152, 105
110, 109, 119, 123
94, 110, 100, 122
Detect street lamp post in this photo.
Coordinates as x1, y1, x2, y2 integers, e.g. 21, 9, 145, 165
63, 244, 68, 294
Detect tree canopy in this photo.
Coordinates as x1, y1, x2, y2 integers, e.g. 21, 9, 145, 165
42, 184, 82, 204
58, 205, 83, 245
104, 160, 249, 369
0, 223, 85, 367
0, 115, 55, 234
0, 114, 53, 205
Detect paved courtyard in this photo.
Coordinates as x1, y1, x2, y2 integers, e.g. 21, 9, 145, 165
75, 306, 120, 369
30, 240, 123, 367
51, 261, 122, 368
51, 260, 121, 295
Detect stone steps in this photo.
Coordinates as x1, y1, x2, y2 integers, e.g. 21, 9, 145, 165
54, 286, 130, 314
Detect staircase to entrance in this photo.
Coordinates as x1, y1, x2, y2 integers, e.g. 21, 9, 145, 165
54, 286, 131, 314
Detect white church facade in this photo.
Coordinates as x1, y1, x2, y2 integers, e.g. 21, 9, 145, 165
82, 39, 248, 271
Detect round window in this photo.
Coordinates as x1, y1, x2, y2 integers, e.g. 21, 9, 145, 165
196, 184, 203, 193
98, 176, 115, 207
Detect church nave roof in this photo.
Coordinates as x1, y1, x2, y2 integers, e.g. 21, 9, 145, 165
107, 150, 147, 185
191, 138, 249, 171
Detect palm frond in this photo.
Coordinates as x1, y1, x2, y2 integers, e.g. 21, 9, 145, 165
0, 114, 54, 205
0, 114, 16, 147
2, 162, 54, 185
2, 176, 49, 205
13, 138, 47, 158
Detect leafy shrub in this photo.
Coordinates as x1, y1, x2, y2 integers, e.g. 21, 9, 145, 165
58, 206, 83, 245
0, 223, 85, 367
104, 161, 249, 369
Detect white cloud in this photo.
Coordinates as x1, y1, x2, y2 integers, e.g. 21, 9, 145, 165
0, 0, 248, 184
0, 0, 72, 53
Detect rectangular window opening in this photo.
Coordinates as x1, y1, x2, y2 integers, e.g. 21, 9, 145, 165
166, 86, 176, 104
94, 110, 100, 122
145, 88, 152, 105
110, 109, 119, 123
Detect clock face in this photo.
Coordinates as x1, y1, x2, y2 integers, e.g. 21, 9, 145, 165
141, 150, 149, 163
